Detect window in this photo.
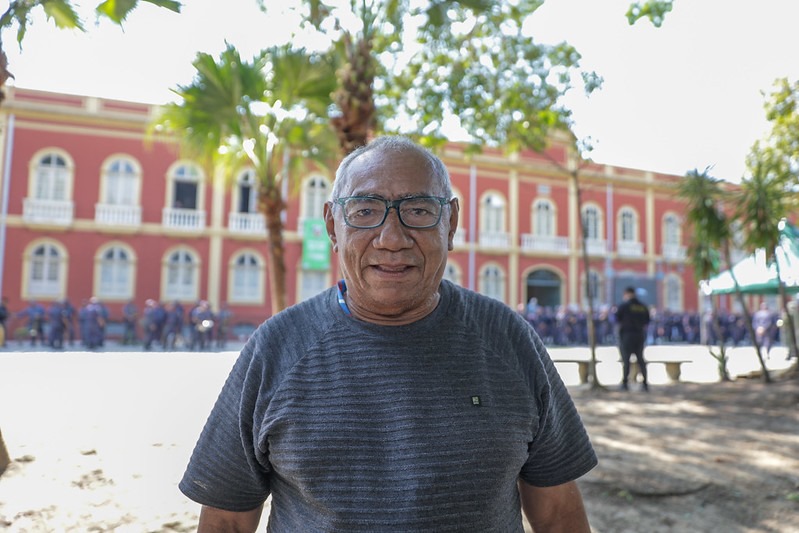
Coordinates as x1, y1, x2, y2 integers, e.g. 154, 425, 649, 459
302, 176, 330, 220
481, 193, 506, 233
581, 205, 600, 240
164, 248, 199, 301
664, 213, 681, 246
619, 207, 638, 242
533, 199, 555, 237
170, 163, 202, 209
33, 152, 70, 201
664, 274, 683, 311
103, 157, 139, 205
236, 168, 258, 214
583, 270, 602, 309
299, 270, 328, 302
230, 252, 263, 303
444, 262, 462, 286
97, 245, 134, 299
479, 264, 505, 302
27, 242, 65, 297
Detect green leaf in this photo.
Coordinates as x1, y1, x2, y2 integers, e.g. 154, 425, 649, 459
141, 0, 181, 13
96, 0, 181, 23
42, 0, 84, 30
626, 1, 673, 27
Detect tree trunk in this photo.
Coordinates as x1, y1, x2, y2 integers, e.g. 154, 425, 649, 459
775, 260, 799, 360
261, 186, 287, 315
0, 428, 10, 475
573, 171, 602, 389
709, 295, 731, 381
724, 242, 771, 383
331, 33, 376, 156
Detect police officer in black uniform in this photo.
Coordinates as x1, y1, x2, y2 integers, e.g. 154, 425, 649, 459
615, 286, 652, 391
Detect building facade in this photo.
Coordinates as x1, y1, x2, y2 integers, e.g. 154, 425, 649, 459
0, 87, 697, 336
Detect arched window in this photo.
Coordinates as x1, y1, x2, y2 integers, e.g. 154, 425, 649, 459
479, 264, 505, 302
230, 251, 264, 303
444, 262, 462, 286
171, 163, 202, 210
302, 175, 330, 220
619, 207, 638, 242
103, 157, 140, 206
481, 193, 506, 234
299, 270, 328, 302
664, 213, 681, 246
236, 168, 258, 214
664, 274, 683, 312
164, 248, 199, 301
97, 245, 135, 299
533, 199, 555, 237
581, 205, 600, 240
27, 242, 66, 297
34, 152, 70, 201
582, 270, 602, 309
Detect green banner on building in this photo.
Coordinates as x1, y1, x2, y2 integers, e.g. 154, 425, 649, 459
302, 218, 330, 270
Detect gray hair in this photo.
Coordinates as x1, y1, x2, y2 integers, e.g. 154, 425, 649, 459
330, 136, 452, 200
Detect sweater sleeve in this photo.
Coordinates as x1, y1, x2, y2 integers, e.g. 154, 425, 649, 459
518, 328, 598, 487
179, 335, 272, 511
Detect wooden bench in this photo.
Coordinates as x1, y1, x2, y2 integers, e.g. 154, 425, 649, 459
551, 356, 692, 384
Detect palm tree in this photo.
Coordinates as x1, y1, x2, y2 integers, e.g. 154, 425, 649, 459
153, 44, 338, 314
678, 168, 770, 383
737, 146, 799, 359
677, 169, 734, 380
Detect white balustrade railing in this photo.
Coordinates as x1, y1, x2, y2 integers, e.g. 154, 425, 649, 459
584, 238, 607, 256
617, 240, 644, 257
229, 212, 267, 235
662, 243, 687, 261
520, 234, 570, 254
94, 203, 141, 226
162, 207, 205, 231
479, 231, 511, 248
23, 198, 74, 225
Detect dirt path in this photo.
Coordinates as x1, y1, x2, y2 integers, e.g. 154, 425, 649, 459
573, 377, 799, 533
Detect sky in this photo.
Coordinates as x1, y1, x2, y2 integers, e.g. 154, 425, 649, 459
3, 0, 799, 182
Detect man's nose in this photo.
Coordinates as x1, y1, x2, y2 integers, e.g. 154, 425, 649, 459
373, 207, 412, 249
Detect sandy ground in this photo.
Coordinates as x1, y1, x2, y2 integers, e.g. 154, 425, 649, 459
0, 343, 796, 532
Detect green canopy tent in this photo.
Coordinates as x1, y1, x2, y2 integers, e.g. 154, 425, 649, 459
703, 220, 799, 295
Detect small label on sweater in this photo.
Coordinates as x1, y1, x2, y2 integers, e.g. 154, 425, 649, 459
471, 395, 482, 406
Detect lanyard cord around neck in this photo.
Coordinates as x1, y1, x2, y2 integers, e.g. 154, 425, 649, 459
336, 279, 351, 316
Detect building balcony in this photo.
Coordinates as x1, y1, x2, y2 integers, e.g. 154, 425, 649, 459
662, 243, 687, 261
584, 238, 607, 255
479, 231, 511, 249
94, 203, 141, 227
22, 198, 74, 226
229, 212, 267, 235
520, 234, 570, 254
162, 207, 206, 231
617, 240, 644, 258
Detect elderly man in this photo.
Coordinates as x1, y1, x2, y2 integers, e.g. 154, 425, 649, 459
180, 136, 596, 532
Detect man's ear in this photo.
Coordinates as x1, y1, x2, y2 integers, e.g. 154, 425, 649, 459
323, 202, 338, 252
447, 198, 460, 252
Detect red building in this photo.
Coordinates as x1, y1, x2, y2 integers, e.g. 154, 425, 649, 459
0, 87, 698, 338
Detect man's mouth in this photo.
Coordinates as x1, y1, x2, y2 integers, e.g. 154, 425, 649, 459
372, 264, 413, 273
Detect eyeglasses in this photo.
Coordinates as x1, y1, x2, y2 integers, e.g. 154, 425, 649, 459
332, 195, 450, 229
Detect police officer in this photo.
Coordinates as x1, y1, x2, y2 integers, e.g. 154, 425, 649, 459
615, 287, 652, 391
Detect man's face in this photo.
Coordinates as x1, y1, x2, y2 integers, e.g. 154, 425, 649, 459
324, 148, 459, 325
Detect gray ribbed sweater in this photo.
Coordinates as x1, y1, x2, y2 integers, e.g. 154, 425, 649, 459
180, 280, 596, 531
